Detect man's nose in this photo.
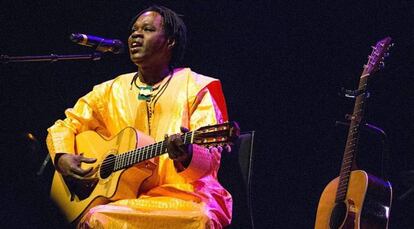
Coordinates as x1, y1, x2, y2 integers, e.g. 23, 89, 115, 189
130, 30, 144, 38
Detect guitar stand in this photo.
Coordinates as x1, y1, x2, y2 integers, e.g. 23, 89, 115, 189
336, 85, 389, 179
398, 170, 414, 200
335, 121, 390, 179
339, 87, 370, 99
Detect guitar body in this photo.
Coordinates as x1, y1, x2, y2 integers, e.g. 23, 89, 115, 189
50, 127, 157, 223
315, 170, 392, 229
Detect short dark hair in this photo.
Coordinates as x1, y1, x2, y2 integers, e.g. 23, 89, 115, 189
131, 5, 187, 67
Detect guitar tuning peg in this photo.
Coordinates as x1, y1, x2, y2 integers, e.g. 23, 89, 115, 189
384, 52, 390, 57
379, 61, 385, 69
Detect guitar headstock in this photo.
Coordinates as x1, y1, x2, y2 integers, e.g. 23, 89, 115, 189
192, 121, 240, 147
363, 37, 393, 76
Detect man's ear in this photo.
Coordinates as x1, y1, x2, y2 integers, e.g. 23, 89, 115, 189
167, 38, 175, 49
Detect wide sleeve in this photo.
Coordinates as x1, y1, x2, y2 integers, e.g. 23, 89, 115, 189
46, 81, 111, 165
177, 80, 228, 182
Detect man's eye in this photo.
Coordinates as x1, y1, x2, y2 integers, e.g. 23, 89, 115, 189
130, 27, 155, 33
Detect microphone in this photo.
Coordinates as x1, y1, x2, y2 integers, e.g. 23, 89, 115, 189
70, 33, 124, 54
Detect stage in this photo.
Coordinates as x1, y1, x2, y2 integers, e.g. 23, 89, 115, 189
1, 1, 413, 228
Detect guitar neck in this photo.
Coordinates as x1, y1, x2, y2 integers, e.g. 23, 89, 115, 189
335, 74, 369, 203
112, 131, 195, 172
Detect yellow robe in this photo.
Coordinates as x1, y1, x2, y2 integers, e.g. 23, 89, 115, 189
47, 68, 232, 228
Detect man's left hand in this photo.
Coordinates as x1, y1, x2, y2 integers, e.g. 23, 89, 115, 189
166, 127, 192, 166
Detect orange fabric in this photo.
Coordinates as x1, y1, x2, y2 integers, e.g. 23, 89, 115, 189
47, 68, 232, 228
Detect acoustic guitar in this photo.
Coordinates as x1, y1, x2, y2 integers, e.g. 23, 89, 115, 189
50, 122, 240, 223
314, 37, 393, 229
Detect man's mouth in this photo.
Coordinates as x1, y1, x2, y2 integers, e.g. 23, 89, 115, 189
130, 41, 143, 53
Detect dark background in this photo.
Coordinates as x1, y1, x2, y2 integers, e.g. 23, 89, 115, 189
1, 1, 413, 228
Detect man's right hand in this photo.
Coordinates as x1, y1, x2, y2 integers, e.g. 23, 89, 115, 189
56, 153, 97, 179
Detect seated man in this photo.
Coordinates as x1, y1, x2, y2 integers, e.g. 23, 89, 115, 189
47, 5, 232, 229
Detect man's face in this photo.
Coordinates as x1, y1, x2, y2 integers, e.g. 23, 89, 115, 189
128, 11, 171, 67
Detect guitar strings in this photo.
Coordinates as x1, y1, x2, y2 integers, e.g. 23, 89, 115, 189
98, 131, 195, 174
99, 127, 228, 174
99, 132, 193, 173
99, 141, 167, 172
99, 127, 226, 170
99, 127, 229, 174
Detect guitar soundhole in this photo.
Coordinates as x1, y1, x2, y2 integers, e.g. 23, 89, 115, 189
329, 202, 347, 229
100, 154, 115, 179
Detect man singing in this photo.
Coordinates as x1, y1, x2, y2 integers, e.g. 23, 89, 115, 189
47, 5, 232, 229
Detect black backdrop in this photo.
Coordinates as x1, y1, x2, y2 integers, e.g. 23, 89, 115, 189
1, 1, 413, 228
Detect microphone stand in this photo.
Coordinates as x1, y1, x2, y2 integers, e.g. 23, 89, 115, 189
1, 52, 102, 64
1, 51, 103, 176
